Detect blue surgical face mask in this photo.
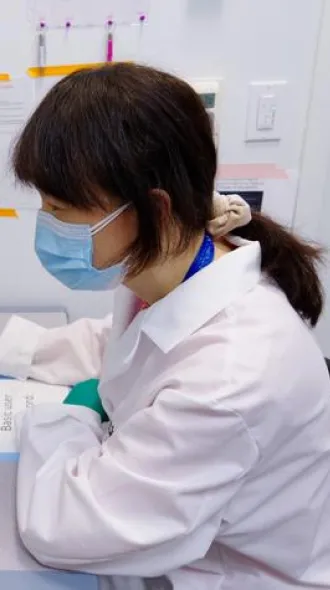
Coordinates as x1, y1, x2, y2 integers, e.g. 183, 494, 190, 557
35, 204, 130, 291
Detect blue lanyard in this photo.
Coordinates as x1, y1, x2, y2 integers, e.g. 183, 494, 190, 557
184, 233, 215, 282
138, 233, 215, 311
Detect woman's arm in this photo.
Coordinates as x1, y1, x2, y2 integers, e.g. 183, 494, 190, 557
0, 314, 112, 385
16, 386, 258, 577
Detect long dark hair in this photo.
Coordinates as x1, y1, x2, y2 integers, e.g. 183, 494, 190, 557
233, 214, 323, 326
12, 63, 323, 325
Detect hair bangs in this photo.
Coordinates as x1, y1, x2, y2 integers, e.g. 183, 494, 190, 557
12, 81, 105, 210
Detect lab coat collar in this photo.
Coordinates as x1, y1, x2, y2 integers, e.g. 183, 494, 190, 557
103, 239, 261, 381
142, 238, 261, 353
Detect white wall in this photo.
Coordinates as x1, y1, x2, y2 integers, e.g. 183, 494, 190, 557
0, 0, 325, 321
292, 0, 330, 357
316, 162, 330, 358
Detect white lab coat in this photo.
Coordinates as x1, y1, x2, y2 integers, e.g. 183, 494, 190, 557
1, 238, 330, 590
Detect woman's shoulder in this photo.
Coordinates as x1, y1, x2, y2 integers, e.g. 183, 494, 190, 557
162, 277, 330, 446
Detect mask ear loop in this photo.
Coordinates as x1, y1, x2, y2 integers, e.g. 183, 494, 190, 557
90, 203, 130, 236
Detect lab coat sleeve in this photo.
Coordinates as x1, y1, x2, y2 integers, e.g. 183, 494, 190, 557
16, 388, 259, 577
0, 314, 113, 385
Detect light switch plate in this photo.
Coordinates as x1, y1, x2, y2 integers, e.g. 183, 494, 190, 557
246, 81, 288, 142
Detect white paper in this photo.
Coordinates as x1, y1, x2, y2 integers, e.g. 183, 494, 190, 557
0, 78, 33, 133
0, 77, 39, 209
0, 380, 69, 453
216, 178, 265, 193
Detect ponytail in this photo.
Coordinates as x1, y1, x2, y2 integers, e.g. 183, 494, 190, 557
232, 212, 323, 327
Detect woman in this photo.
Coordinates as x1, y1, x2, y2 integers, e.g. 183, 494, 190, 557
1, 63, 330, 589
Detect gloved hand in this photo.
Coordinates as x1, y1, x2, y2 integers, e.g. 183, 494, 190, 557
63, 378, 108, 422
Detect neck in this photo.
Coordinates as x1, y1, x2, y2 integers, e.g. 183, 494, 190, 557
125, 233, 232, 305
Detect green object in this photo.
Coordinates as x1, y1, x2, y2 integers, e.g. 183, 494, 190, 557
63, 378, 108, 422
